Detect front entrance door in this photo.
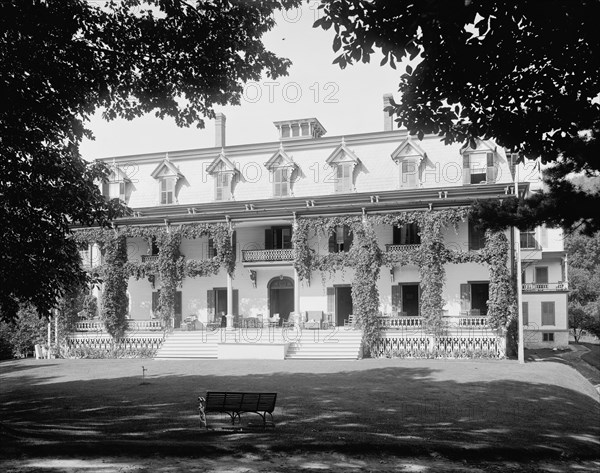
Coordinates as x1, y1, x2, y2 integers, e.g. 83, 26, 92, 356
268, 277, 294, 324
401, 284, 419, 317
335, 286, 353, 326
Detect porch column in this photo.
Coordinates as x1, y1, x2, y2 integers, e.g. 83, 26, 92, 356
226, 272, 233, 328
294, 267, 300, 314
564, 253, 569, 288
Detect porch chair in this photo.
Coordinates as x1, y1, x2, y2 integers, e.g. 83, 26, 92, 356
268, 313, 280, 327
304, 310, 323, 329
344, 314, 355, 328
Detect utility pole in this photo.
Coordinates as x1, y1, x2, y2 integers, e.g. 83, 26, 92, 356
515, 162, 525, 363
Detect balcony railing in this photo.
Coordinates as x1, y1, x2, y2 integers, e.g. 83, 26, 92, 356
242, 249, 294, 262
386, 244, 421, 252
75, 320, 163, 332
522, 282, 568, 292
141, 255, 159, 263
377, 315, 490, 329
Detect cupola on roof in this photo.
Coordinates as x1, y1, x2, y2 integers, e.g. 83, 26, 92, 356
273, 118, 326, 141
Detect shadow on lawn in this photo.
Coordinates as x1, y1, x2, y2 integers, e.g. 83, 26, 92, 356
1, 365, 599, 462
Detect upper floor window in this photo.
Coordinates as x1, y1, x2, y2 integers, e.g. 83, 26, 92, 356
461, 141, 497, 185
326, 138, 360, 194
329, 225, 353, 253
335, 163, 353, 193
265, 144, 296, 198
273, 168, 290, 197
468, 219, 486, 251
207, 150, 238, 202
265, 226, 292, 250
391, 139, 426, 189
101, 166, 130, 202
215, 171, 232, 201
150, 155, 183, 206
160, 178, 175, 205
393, 223, 420, 245
520, 229, 538, 249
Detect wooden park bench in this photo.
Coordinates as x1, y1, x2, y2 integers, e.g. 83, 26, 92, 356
198, 392, 277, 429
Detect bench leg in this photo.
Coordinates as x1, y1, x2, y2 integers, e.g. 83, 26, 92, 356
198, 397, 207, 429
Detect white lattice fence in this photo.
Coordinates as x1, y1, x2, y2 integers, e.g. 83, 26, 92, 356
65, 336, 164, 354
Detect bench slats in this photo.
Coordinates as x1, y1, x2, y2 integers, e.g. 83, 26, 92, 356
199, 392, 277, 429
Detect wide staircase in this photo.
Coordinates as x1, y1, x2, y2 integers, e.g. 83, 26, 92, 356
285, 329, 363, 359
155, 331, 218, 359
154, 328, 363, 360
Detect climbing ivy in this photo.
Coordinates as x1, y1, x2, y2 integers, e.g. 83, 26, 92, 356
100, 234, 129, 339
483, 230, 517, 331
350, 219, 382, 355
73, 222, 235, 335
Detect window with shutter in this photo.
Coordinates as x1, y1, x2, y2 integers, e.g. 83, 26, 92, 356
215, 172, 232, 201
460, 284, 471, 312
520, 230, 538, 249
535, 267, 548, 284
485, 152, 496, 183
160, 178, 175, 204
335, 163, 352, 193
273, 168, 289, 197
541, 301, 555, 325
400, 159, 419, 188
522, 302, 529, 326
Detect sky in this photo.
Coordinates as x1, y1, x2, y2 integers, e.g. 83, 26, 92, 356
79, 1, 403, 160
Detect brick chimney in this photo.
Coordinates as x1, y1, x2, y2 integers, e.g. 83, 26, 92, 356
383, 94, 394, 131
215, 113, 226, 147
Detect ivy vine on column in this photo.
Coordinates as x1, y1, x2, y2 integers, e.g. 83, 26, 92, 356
101, 233, 129, 339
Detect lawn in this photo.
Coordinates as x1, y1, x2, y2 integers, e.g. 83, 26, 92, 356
1, 358, 599, 472
582, 343, 600, 371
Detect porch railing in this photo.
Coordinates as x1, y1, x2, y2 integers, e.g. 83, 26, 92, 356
522, 282, 568, 291
377, 315, 490, 329
385, 244, 421, 252
242, 249, 294, 262
141, 255, 159, 263
75, 320, 163, 332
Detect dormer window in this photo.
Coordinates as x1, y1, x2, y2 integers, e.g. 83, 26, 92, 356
160, 178, 175, 204
206, 149, 238, 201
326, 138, 360, 194
461, 141, 497, 185
150, 155, 183, 205
101, 165, 130, 202
265, 144, 297, 198
391, 139, 426, 189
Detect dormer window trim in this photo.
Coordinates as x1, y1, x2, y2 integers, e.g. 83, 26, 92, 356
151, 155, 184, 205
206, 149, 239, 201
460, 140, 497, 185
102, 163, 131, 202
390, 139, 426, 189
326, 138, 361, 193
265, 144, 297, 198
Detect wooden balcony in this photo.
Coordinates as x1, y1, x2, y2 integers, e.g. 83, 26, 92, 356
522, 282, 568, 292
242, 249, 294, 263
385, 244, 421, 252
141, 255, 159, 263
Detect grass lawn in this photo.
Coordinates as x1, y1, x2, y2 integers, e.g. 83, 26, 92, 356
1, 358, 599, 472
582, 343, 600, 371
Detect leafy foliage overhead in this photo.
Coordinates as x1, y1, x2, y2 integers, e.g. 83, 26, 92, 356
0, 0, 300, 320
316, 0, 600, 232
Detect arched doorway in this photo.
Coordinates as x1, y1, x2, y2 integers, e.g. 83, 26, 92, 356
268, 276, 294, 324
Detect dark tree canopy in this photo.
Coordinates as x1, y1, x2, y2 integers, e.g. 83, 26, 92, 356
0, 0, 300, 320
316, 0, 600, 232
